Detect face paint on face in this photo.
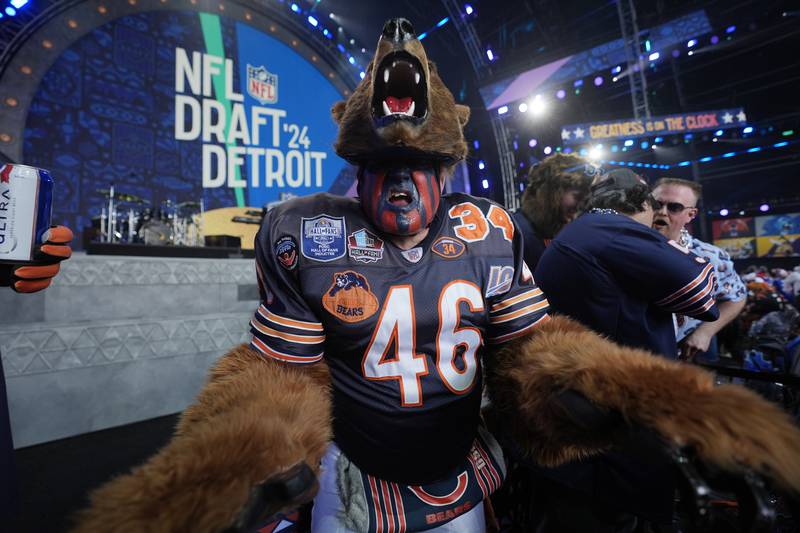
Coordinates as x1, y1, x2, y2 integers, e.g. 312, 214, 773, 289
358, 162, 441, 236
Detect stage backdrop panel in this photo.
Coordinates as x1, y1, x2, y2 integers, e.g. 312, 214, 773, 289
754, 213, 800, 257
23, 10, 351, 248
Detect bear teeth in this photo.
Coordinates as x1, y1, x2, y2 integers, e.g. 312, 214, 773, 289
384, 68, 390, 84
415, 72, 420, 85
382, 100, 416, 117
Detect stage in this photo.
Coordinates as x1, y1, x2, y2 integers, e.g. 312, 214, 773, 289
0, 253, 257, 448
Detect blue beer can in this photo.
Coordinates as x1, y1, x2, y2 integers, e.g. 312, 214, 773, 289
0, 164, 54, 263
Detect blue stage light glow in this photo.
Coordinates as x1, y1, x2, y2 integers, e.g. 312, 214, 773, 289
291, 3, 300, 13
719, 209, 729, 216
699, 156, 713, 162
722, 151, 736, 158
359, 72, 365, 79
348, 56, 355, 65
747, 146, 761, 153
11, 0, 28, 7
486, 49, 494, 61
497, 106, 508, 115
774, 141, 789, 148
687, 39, 697, 48
478, 160, 485, 169
5, 6, 16, 16
418, 32, 427, 40
465, 4, 474, 15
726, 25, 736, 33
624, 139, 634, 147
654, 137, 663, 143
715, 129, 723, 136
307, 16, 318, 26
574, 79, 584, 88
436, 17, 449, 27
482, 179, 489, 189
678, 161, 690, 166
743, 126, 753, 134
473, 140, 480, 149
337, 44, 345, 52
640, 141, 649, 149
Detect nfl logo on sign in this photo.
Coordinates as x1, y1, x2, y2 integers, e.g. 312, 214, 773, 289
247, 64, 278, 104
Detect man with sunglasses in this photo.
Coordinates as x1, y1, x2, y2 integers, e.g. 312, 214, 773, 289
652, 178, 746, 362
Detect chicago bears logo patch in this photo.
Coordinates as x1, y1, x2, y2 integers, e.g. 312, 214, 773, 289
348, 229, 384, 263
274, 236, 298, 270
322, 271, 379, 323
432, 236, 465, 258
301, 215, 346, 262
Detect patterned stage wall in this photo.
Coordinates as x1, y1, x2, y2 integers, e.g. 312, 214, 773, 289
23, 10, 351, 248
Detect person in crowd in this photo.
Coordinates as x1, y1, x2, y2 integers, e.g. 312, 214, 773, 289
529, 169, 721, 530
511, 153, 594, 270
784, 266, 800, 305
651, 178, 746, 362
0, 226, 73, 522
536, 169, 719, 358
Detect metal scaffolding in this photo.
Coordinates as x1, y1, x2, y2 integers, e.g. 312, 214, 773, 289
616, 0, 651, 119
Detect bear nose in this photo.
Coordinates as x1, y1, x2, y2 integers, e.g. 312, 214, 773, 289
382, 18, 416, 43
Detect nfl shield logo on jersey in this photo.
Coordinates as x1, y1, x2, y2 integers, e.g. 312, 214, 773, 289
301, 215, 346, 261
247, 64, 278, 104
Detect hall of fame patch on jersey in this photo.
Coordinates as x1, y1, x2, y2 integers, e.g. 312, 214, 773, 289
432, 236, 465, 258
301, 215, 346, 262
322, 271, 379, 323
486, 265, 514, 297
348, 228, 384, 263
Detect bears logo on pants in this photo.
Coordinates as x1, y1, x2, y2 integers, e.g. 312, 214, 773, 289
322, 271, 379, 323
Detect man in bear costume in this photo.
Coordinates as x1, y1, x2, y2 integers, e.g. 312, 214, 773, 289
75, 19, 800, 532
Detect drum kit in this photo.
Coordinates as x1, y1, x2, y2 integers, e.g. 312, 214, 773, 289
93, 185, 205, 246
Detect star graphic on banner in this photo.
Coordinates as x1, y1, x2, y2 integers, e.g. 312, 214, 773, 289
721, 112, 734, 124
736, 110, 747, 122
561, 129, 571, 141
574, 127, 585, 139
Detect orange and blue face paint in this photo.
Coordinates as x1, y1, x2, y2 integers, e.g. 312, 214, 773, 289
357, 161, 441, 236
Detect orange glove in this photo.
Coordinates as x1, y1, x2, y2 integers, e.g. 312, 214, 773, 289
0, 226, 73, 293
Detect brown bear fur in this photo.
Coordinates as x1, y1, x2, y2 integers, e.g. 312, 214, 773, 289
72, 345, 332, 532
332, 33, 470, 165
487, 315, 800, 493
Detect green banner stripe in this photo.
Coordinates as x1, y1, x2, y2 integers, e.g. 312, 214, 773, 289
199, 12, 245, 207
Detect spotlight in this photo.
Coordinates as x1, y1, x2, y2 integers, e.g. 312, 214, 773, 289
518, 102, 528, 113
543, 146, 552, 155
743, 126, 754, 134
359, 71, 365, 79
528, 139, 537, 148
11, 0, 29, 7
291, 3, 299, 12
612, 77, 618, 83
688, 50, 694, 56
486, 49, 495, 61
687, 39, 697, 48
329, 13, 335, 18
588, 145, 604, 160
611, 65, 622, 74
714, 129, 723, 137
747, 146, 762, 153
497, 106, 508, 115
465, 4, 474, 15
478, 160, 485, 170
700, 156, 712, 162
5, 6, 16, 16
594, 76, 603, 86
624, 139, 634, 147
640, 141, 649, 149
651, 144, 656, 149
710, 35, 719, 44
350, 38, 355, 45
648, 52, 660, 61
481, 179, 489, 189
719, 208, 729, 216
654, 137, 663, 143
739, 211, 745, 216
556, 89, 566, 99
307, 15, 318, 26
348, 56, 355, 65
473, 140, 480, 149
573, 79, 584, 88
726, 25, 736, 33
774, 141, 789, 148
759, 204, 769, 212
528, 95, 547, 115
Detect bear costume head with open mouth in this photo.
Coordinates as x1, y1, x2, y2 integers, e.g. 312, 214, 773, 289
331, 18, 471, 167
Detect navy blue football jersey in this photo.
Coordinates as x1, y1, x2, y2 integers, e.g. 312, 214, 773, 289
250, 192, 548, 484
535, 211, 719, 358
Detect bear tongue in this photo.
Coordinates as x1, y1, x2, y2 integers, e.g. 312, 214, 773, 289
386, 96, 413, 113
